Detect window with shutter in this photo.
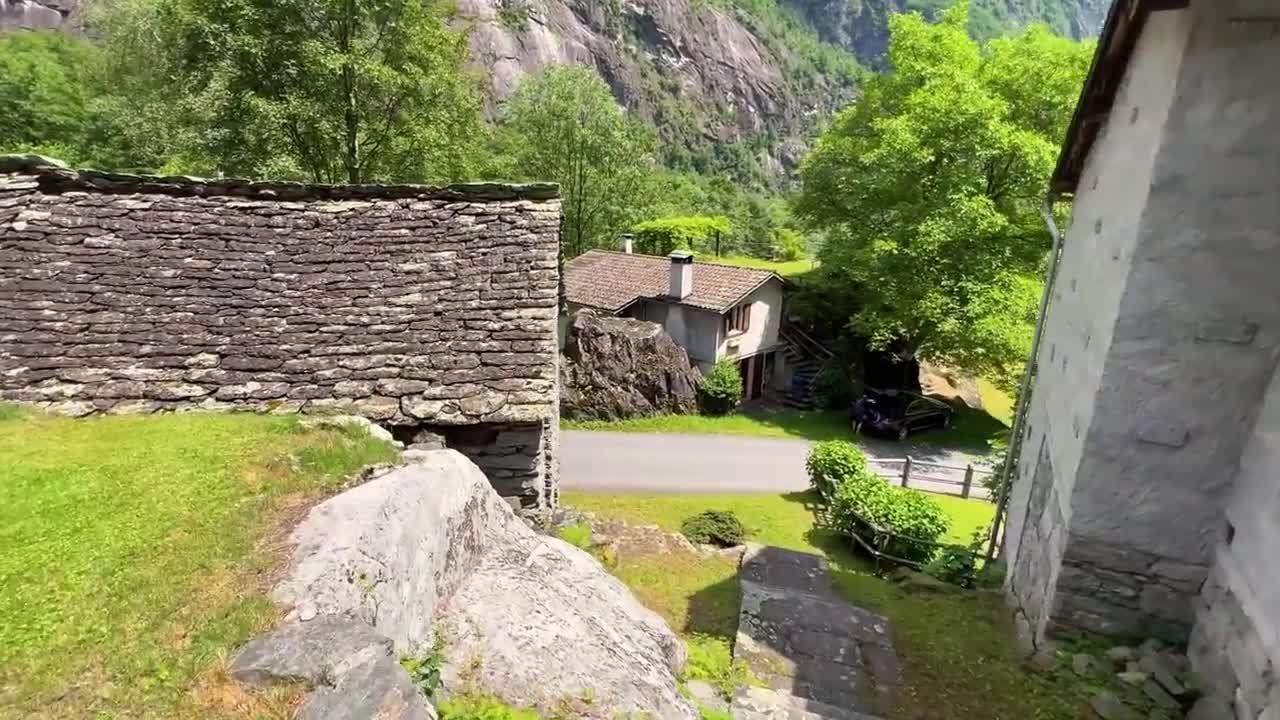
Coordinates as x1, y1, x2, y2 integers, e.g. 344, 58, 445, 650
725, 303, 752, 334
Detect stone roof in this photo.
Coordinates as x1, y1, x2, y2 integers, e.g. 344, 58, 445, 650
564, 250, 779, 314
0, 154, 559, 202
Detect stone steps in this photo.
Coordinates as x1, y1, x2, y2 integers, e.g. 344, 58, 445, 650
731, 687, 884, 720
729, 545, 895, 719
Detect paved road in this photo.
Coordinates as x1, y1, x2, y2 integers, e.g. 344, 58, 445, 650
561, 430, 992, 499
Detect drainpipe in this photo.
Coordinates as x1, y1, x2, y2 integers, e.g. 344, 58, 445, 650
984, 195, 1067, 565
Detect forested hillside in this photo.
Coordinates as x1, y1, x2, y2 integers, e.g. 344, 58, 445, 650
0, 0, 1102, 262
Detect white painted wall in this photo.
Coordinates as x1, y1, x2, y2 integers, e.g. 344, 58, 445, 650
1007, 8, 1193, 568
718, 278, 783, 362
638, 300, 721, 367
1219, 364, 1280, 665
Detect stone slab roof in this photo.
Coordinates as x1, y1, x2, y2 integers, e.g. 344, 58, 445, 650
564, 250, 780, 314
0, 154, 559, 201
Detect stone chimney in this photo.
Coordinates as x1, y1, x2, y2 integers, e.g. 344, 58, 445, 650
669, 251, 693, 299
620, 234, 633, 254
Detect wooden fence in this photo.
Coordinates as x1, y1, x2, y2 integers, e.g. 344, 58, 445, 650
866, 457, 995, 500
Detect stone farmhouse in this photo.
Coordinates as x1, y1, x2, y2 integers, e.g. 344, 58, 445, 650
0, 156, 563, 509
1003, 1, 1278, 718
564, 247, 787, 399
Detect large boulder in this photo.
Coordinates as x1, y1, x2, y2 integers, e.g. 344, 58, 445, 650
251, 450, 695, 719
560, 310, 702, 420
441, 535, 691, 717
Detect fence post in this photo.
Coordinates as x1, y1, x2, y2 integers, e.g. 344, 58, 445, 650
962, 465, 974, 499
901, 456, 911, 487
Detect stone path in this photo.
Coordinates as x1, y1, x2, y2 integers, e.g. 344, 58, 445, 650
731, 545, 897, 720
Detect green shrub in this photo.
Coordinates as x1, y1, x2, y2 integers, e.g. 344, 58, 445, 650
700, 360, 743, 415
804, 440, 867, 497
772, 227, 807, 261
556, 523, 592, 550
400, 630, 447, 698
829, 474, 950, 564
0, 402, 22, 421
680, 510, 746, 547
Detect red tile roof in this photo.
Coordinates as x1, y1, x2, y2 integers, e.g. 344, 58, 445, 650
564, 251, 780, 313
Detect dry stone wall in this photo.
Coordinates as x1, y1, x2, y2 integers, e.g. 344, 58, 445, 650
0, 156, 562, 505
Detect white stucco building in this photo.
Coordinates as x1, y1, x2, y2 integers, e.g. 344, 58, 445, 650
564, 249, 786, 398
1003, 1, 1279, 717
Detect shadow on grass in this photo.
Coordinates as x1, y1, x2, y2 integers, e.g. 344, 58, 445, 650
686, 572, 741, 640
914, 407, 1009, 451
737, 406, 850, 442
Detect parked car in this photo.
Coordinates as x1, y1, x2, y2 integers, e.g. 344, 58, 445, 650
849, 388, 953, 441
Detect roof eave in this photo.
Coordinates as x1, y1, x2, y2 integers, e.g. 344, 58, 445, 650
1049, 0, 1190, 196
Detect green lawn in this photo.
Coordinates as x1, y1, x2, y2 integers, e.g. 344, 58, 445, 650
709, 255, 817, 278
565, 404, 1009, 453
564, 409, 850, 442
566, 490, 1091, 720
0, 410, 397, 719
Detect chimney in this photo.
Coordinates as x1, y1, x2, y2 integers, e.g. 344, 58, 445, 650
621, 234, 634, 254
669, 251, 694, 299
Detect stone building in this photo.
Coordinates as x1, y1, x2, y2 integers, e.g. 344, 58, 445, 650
1003, 1, 1279, 717
0, 156, 563, 508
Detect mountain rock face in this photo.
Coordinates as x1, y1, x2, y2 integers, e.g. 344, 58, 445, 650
6, 0, 1110, 180
776, 0, 1109, 69
0, 0, 81, 30
459, 0, 855, 175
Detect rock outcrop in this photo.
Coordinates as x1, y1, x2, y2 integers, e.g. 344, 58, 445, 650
0, 0, 81, 31
239, 450, 694, 719
560, 310, 702, 420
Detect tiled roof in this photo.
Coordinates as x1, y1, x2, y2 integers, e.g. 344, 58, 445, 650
564, 250, 779, 313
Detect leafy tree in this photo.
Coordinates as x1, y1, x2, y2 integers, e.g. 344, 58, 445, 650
795, 2, 1092, 389
497, 65, 654, 257
100, 0, 487, 182
0, 31, 135, 167
631, 215, 731, 256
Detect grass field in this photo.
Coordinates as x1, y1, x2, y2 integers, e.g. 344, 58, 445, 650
566, 490, 1091, 720
564, 409, 850, 443
0, 410, 397, 719
565, 402, 1009, 453
710, 255, 817, 278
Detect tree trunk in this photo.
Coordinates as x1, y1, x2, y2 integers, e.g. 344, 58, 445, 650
339, 0, 360, 183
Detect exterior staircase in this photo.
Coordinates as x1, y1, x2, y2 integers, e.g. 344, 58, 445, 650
780, 323, 835, 410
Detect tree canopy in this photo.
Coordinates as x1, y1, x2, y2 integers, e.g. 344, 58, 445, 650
794, 2, 1092, 388
147, 0, 487, 182
631, 215, 732, 256
496, 65, 655, 257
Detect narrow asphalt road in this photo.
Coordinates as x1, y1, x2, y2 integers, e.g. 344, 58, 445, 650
561, 430, 992, 499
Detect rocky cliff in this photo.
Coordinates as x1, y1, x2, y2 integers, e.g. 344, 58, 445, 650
4, 0, 1109, 181
459, 0, 858, 178
0, 0, 81, 30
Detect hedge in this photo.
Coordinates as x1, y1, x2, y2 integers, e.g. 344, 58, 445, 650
804, 440, 868, 498
828, 473, 951, 564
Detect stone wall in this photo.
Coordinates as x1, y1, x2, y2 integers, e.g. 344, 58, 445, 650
0, 156, 563, 506
1005, 6, 1196, 646
1007, 3, 1280, 717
